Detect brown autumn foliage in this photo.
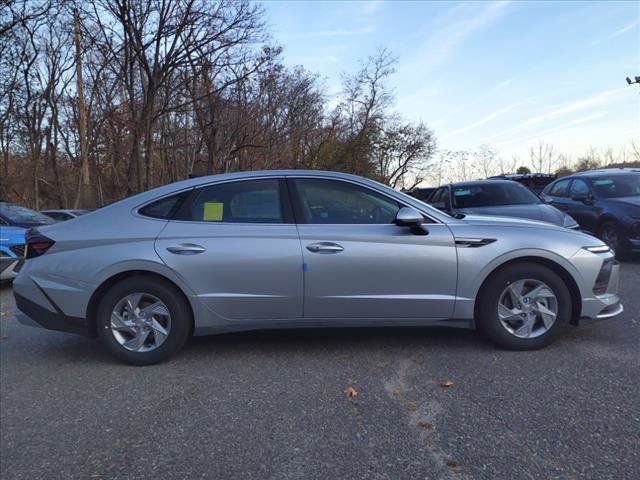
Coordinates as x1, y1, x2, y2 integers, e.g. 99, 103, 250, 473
0, 0, 437, 209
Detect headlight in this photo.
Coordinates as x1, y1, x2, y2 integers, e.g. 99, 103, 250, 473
583, 245, 611, 253
562, 215, 579, 229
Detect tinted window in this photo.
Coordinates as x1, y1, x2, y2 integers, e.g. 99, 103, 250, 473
547, 179, 570, 197
139, 191, 191, 219
293, 178, 400, 224
44, 212, 71, 221
189, 179, 283, 223
451, 182, 540, 208
590, 173, 640, 198
569, 179, 590, 197
430, 188, 447, 208
0, 202, 54, 225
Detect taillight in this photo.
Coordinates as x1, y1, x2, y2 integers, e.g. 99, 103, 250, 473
25, 229, 55, 259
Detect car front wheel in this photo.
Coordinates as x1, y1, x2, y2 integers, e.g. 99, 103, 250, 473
96, 277, 192, 365
477, 263, 572, 350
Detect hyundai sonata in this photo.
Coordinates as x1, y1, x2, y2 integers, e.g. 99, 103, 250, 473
13, 171, 623, 364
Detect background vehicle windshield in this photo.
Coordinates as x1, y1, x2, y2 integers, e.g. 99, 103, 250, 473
452, 183, 541, 209
0, 202, 55, 225
590, 173, 640, 198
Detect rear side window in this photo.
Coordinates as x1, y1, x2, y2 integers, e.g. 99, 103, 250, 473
139, 191, 190, 219
188, 179, 283, 223
547, 179, 570, 197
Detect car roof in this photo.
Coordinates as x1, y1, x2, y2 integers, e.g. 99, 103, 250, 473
571, 168, 640, 177
94, 169, 460, 225
445, 179, 521, 188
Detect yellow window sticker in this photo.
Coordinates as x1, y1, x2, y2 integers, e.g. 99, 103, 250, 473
203, 202, 224, 221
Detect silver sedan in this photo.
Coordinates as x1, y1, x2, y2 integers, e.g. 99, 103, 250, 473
13, 171, 623, 364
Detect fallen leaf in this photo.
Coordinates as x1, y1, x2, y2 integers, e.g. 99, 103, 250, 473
344, 386, 358, 398
446, 459, 462, 473
439, 379, 454, 388
405, 400, 418, 412
417, 421, 433, 430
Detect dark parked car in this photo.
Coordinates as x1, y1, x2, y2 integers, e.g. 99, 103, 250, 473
428, 180, 579, 229
540, 169, 640, 256
0, 201, 55, 229
488, 173, 556, 194
407, 187, 436, 202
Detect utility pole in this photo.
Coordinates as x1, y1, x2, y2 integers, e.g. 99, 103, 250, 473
73, 7, 90, 208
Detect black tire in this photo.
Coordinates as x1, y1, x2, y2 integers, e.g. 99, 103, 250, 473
96, 276, 192, 365
477, 263, 572, 350
599, 222, 628, 260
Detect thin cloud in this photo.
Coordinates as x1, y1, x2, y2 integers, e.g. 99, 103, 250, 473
497, 111, 608, 147
409, 0, 510, 71
519, 87, 626, 128
306, 26, 374, 37
610, 21, 637, 38
361, 0, 384, 15
482, 87, 627, 144
446, 102, 522, 137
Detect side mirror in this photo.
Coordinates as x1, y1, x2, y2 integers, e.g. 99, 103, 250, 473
571, 193, 589, 203
395, 207, 428, 235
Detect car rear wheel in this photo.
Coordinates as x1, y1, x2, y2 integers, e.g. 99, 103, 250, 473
96, 277, 192, 365
477, 263, 572, 350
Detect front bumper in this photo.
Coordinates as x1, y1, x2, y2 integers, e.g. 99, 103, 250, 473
580, 258, 624, 320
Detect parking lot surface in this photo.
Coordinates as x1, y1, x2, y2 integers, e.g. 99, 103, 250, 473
1, 261, 639, 480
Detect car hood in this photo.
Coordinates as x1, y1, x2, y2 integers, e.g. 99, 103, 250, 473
457, 204, 566, 226
461, 213, 569, 231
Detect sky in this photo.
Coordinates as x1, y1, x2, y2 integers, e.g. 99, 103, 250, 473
263, 0, 640, 162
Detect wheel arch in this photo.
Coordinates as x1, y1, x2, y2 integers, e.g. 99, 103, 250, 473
86, 270, 195, 337
473, 256, 582, 326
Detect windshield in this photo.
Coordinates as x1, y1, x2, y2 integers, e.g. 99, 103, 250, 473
590, 173, 640, 198
0, 202, 55, 225
452, 182, 540, 209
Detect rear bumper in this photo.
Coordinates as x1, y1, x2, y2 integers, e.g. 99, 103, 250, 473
14, 291, 93, 337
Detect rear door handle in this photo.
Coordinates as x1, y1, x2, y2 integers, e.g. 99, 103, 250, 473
306, 242, 344, 254
166, 244, 206, 255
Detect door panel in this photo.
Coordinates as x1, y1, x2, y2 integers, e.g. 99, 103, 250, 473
156, 223, 303, 320
298, 223, 458, 319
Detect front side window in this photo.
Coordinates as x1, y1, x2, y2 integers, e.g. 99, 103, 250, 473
188, 179, 283, 223
293, 178, 400, 224
430, 188, 447, 209
547, 179, 570, 197
569, 179, 590, 197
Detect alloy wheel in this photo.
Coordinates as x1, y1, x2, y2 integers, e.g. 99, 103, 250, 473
110, 293, 171, 352
600, 226, 619, 253
497, 279, 558, 339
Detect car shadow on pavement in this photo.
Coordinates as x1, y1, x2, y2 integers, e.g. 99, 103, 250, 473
29, 326, 490, 366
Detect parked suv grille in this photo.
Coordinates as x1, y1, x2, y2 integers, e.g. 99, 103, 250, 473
10, 244, 25, 257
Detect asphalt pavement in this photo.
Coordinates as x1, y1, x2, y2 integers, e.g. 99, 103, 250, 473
1, 261, 639, 480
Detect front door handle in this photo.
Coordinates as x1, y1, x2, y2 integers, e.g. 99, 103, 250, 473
306, 242, 344, 254
166, 244, 206, 255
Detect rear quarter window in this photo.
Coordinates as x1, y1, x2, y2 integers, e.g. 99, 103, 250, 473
139, 191, 191, 219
